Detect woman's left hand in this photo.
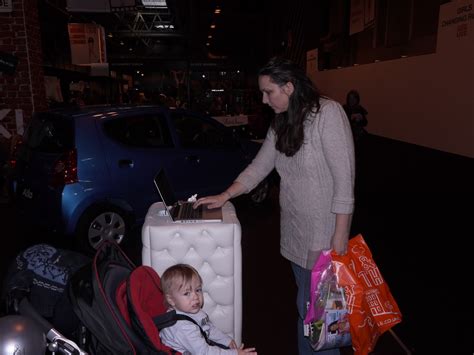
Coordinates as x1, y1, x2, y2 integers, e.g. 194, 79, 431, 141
332, 214, 352, 255
331, 232, 349, 255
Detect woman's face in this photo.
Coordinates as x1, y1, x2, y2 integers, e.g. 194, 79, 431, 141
258, 75, 293, 114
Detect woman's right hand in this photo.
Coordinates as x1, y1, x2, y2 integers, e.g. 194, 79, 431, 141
193, 192, 229, 209
237, 343, 257, 355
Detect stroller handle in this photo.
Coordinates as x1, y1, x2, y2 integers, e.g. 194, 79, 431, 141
18, 298, 88, 355
18, 297, 53, 335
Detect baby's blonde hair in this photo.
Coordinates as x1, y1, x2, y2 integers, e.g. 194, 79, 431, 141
160, 264, 202, 306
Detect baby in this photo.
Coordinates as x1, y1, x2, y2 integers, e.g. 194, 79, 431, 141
160, 263, 257, 354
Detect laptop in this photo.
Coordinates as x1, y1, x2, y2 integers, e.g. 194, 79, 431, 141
153, 169, 223, 223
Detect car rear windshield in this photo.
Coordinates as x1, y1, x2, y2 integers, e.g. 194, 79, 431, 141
24, 113, 74, 153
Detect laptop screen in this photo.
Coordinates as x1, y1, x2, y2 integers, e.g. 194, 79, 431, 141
153, 169, 178, 210
153, 168, 223, 223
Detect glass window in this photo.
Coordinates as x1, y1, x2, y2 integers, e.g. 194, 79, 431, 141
104, 114, 173, 148
171, 112, 235, 149
25, 113, 74, 153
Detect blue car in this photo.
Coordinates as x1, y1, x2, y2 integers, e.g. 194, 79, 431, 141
13, 105, 268, 251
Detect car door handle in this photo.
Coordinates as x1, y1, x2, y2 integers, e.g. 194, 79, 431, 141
118, 159, 134, 168
185, 155, 200, 163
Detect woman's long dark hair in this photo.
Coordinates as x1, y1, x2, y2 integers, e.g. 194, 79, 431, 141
259, 57, 321, 156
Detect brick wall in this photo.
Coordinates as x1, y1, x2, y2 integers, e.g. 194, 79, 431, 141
0, 0, 47, 156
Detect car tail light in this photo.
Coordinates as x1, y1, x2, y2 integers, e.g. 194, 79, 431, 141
49, 149, 78, 187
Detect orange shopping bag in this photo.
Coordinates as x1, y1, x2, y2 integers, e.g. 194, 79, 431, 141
331, 234, 402, 355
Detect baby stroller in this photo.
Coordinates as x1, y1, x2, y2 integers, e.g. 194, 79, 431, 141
2, 241, 200, 355
68, 240, 176, 354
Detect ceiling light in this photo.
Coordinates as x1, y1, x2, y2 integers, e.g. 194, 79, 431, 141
206, 42, 210, 46
208, 35, 212, 39
214, 8, 221, 14
210, 24, 216, 29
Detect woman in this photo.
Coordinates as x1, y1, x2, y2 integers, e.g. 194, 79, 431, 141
343, 89, 368, 142
194, 57, 355, 354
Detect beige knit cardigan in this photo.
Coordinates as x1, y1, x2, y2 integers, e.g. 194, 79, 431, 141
235, 98, 355, 269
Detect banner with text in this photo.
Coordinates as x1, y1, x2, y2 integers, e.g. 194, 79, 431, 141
68, 23, 107, 65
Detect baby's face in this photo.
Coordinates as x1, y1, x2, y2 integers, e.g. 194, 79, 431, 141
167, 276, 204, 314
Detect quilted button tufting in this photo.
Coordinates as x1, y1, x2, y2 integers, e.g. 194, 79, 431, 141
142, 201, 242, 343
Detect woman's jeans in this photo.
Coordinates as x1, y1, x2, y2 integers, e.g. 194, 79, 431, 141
291, 262, 340, 355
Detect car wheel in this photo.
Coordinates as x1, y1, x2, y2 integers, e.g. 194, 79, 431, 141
75, 204, 130, 253
249, 179, 269, 204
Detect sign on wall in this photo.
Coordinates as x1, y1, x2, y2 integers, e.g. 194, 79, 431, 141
141, 0, 167, 7
68, 23, 107, 65
44, 76, 64, 103
0, 0, 12, 13
67, 0, 136, 12
437, 0, 473, 52
0, 109, 24, 139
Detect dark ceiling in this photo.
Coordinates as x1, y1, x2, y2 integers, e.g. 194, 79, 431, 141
39, 0, 271, 71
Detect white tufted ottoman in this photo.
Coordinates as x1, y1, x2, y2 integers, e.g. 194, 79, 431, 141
141, 201, 242, 345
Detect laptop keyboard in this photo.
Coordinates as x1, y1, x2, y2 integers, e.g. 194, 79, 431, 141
179, 203, 203, 219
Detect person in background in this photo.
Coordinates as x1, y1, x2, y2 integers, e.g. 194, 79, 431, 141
194, 57, 355, 354
343, 89, 368, 142
209, 96, 226, 116
160, 264, 257, 355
